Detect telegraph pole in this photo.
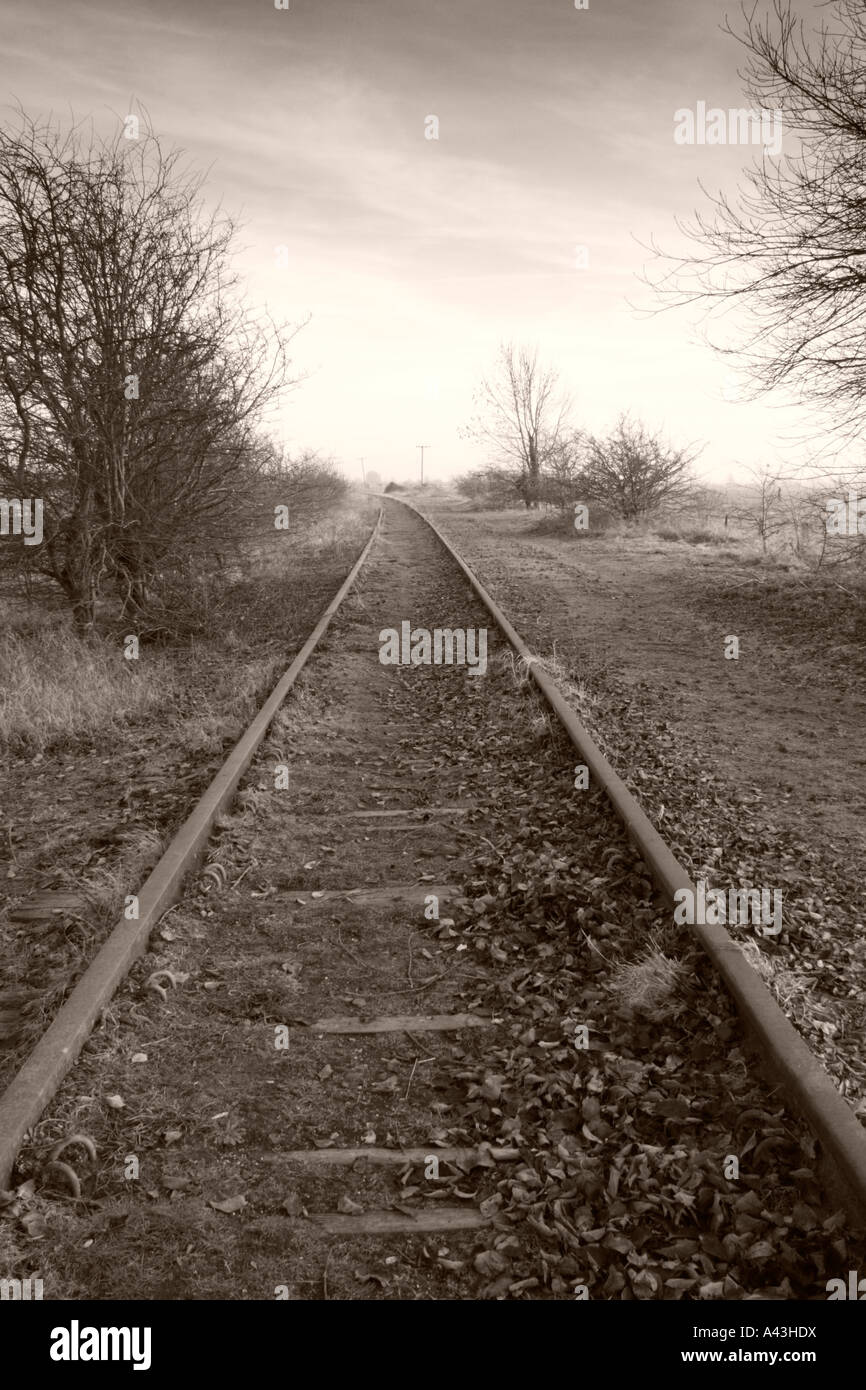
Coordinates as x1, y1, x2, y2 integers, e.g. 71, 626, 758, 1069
416, 444, 430, 486
359, 457, 366, 487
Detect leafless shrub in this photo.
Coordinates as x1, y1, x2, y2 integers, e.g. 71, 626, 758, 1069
0, 104, 303, 630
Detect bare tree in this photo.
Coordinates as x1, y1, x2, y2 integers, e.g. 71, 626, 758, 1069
257, 446, 347, 525
0, 106, 302, 629
645, 1, 866, 448
540, 430, 587, 510
583, 415, 699, 520
730, 465, 787, 554
464, 343, 570, 507
811, 475, 866, 570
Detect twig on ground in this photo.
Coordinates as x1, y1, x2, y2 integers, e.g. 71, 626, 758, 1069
336, 925, 364, 967
403, 1030, 437, 1058
384, 972, 445, 996
404, 1058, 418, 1102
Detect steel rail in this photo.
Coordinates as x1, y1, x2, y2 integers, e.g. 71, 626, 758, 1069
0, 509, 384, 1190
385, 494, 866, 1217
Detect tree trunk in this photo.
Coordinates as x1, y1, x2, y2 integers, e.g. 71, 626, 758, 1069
527, 438, 540, 508
46, 504, 102, 632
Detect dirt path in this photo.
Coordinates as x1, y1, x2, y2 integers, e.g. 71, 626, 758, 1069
421, 506, 866, 864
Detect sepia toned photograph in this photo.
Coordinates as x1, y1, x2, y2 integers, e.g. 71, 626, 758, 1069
0, 0, 864, 1359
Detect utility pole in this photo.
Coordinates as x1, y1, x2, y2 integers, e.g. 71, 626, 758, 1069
417, 444, 430, 486
359, 457, 366, 487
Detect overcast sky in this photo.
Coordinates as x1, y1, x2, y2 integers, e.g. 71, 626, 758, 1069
0, 0, 830, 486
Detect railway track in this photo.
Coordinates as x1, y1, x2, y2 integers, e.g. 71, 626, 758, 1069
1, 497, 865, 1301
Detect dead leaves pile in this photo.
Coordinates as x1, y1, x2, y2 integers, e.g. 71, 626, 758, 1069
408, 673, 866, 1299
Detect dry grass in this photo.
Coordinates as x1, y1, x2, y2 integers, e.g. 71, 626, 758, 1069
735, 936, 840, 1041
240, 508, 372, 576
80, 829, 166, 914
235, 785, 271, 816
498, 646, 597, 721
169, 658, 275, 758
0, 503, 376, 758
0, 626, 179, 753
608, 939, 686, 1019
270, 683, 331, 742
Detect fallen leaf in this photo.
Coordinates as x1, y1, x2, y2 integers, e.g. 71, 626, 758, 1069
480, 1075, 503, 1103
20, 1211, 47, 1238
655, 1097, 690, 1121
208, 1195, 247, 1214
747, 1240, 775, 1260
792, 1202, 818, 1231
474, 1249, 508, 1277
483, 1272, 513, 1298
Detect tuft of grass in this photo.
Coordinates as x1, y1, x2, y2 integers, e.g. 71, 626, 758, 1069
498, 647, 600, 746
608, 941, 685, 1018
81, 829, 166, 919
498, 649, 533, 688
